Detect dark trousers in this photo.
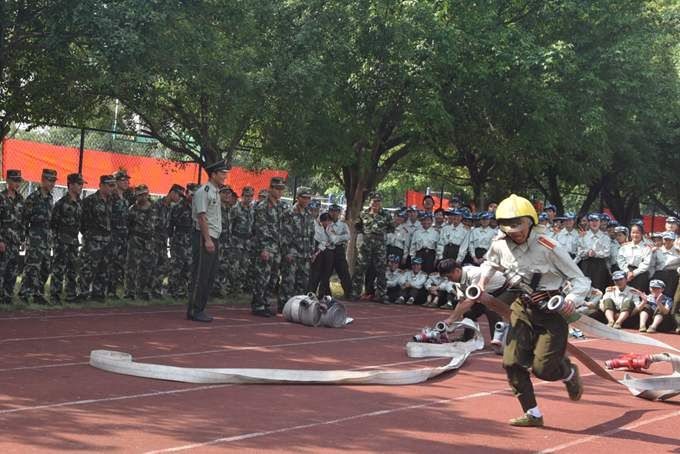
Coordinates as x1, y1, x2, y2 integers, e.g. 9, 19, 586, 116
416, 248, 436, 274
579, 257, 611, 291
332, 244, 352, 297
188, 231, 220, 316
309, 249, 334, 297
442, 243, 460, 261
401, 287, 426, 304
386, 285, 401, 302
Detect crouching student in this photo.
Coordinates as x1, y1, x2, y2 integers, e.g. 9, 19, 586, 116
424, 270, 442, 307
600, 270, 642, 329
638, 279, 674, 333
397, 257, 428, 305
384, 255, 404, 304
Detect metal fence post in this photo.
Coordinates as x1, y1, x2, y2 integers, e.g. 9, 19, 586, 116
78, 128, 86, 174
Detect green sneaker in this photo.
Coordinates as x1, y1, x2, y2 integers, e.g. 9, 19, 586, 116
564, 364, 583, 401
509, 412, 544, 427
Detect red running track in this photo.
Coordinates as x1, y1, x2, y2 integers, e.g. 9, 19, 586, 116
1, 301, 679, 453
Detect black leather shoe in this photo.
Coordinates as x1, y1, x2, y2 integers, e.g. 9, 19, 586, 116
252, 308, 272, 317
189, 311, 213, 322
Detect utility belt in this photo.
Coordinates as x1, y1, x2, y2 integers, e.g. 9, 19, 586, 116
519, 290, 562, 310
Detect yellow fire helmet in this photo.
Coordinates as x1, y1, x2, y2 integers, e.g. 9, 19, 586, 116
495, 194, 539, 231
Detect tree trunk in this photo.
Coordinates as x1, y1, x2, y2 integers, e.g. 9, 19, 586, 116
577, 178, 604, 218
342, 164, 371, 275
547, 171, 564, 214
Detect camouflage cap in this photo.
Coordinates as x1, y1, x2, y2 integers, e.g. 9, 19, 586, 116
329, 203, 342, 212
369, 191, 382, 202
6, 169, 23, 181
297, 186, 313, 197
42, 168, 58, 181
100, 175, 116, 185
134, 184, 149, 197
114, 169, 130, 181
67, 173, 85, 185
242, 186, 255, 196
169, 183, 185, 194
258, 189, 269, 198
270, 176, 286, 189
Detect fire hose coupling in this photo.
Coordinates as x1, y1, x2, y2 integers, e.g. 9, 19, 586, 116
413, 327, 449, 343
465, 285, 482, 301
490, 321, 509, 356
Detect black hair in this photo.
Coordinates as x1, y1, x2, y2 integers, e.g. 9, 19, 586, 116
319, 212, 331, 222
437, 259, 462, 274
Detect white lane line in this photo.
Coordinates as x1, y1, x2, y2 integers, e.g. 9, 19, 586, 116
0, 306, 253, 321
143, 371, 593, 454
538, 410, 680, 453
0, 313, 426, 344
0, 332, 431, 373
0, 352, 491, 416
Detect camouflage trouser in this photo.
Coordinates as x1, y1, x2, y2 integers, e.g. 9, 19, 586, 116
20, 232, 51, 299
280, 255, 311, 306
108, 234, 128, 294
231, 243, 252, 293
503, 300, 572, 412
151, 238, 169, 296
0, 240, 22, 302
50, 239, 80, 301
125, 235, 154, 298
168, 233, 192, 298
250, 249, 282, 310
214, 239, 231, 295
351, 235, 387, 298
78, 236, 111, 298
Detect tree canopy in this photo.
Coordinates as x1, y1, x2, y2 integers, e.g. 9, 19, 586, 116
1, 0, 678, 219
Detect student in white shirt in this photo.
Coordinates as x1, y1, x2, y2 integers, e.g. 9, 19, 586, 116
600, 270, 642, 329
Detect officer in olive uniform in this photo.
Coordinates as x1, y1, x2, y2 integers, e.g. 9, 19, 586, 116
151, 184, 183, 298
351, 192, 392, 300
168, 183, 197, 299
79, 175, 115, 301
108, 170, 132, 298
280, 186, 315, 309
50, 173, 85, 303
125, 184, 156, 300
479, 194, 588, 427
0, 169, 26, 304
188, 161, 229, 322
20, 168, 57, 304
250, 177, 288, 317
229, 186, 255, 293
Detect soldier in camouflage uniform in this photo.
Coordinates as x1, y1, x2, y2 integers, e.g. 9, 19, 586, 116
215, 185, 237, 296
78, 175, 115, 301
150, 184, 183, 297
250, 177, 288, 317
108, 170, 132, 298
124, 185, 156, 300
0, 169, 25, 304
351, 192, 392, 301
228, 186, 255, 293
168, 183, 197, 299
50, 173, 84, 304
280, 187, 315, 308
19, 168, 57, 304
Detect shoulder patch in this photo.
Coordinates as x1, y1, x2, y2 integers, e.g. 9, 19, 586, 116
537, 236, 556, 250
204, 185, 209, 192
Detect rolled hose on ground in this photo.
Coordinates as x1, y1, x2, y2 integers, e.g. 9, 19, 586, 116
283, 294, 349, 328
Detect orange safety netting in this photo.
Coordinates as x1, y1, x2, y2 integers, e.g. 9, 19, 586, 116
1, 138, 287, 195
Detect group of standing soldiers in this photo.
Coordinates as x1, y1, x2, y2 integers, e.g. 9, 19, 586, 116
0, 167, 222, 304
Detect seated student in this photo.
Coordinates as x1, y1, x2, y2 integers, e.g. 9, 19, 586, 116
638, 279, 674, 333
409, 213, 439, 274
424, 271, 442, 307
600, 270, 642, 329
384, 254, 404, 304
396, 257, 428, 305
649, 231, 680, 298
